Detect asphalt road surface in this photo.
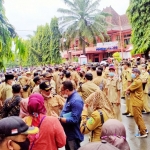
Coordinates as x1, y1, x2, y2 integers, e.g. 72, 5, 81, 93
60, 99, 150, 150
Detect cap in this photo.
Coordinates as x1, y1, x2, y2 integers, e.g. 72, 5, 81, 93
5, 74, 14, 80
44, 73, 53, 78
141, 64, 146, 67
132, 68, 141, 74
0, 116, 39, 138
58, 65, 63, 68
39, 81, 52, 91
109, 66, 115, 70
26, 72, 32, 75
33, 76, 41, 83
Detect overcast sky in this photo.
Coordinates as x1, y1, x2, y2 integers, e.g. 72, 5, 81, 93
4, 0, 129, 39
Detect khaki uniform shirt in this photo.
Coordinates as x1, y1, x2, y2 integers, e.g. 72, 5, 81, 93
44, 95, 65, 116
106, 77, 120, 103
140, 71, 149, 93
48, 79, 56, 94
0, 83, 13, 103
18, 76, 31, 98
71, 71, 79, 84
122, 68, 132, 91
129, 77, 143, 107
80, 109, 108, 142
93, 76, 106, 87
57, 77, 65, 95
53, 71, 59, 83
77, 81, 99, 101
32, 85, 40, 94
91, 71, 97, 79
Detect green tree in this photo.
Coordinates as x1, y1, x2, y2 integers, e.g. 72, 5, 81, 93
14, 37, 28, 66
50, 17, 61, 64
127, 0, 150, 55
0, 0, 16, 70
27, 24, 51, 65
58, 0, 109, 55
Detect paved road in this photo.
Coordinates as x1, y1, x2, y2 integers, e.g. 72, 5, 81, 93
60, 99, 150, 150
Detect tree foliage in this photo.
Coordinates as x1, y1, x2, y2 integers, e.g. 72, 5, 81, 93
50, 17, 61, 64
58, 0, 109, 55
0, 0, 16, 70
27, 20, 62, 66
28, 24, 51, 66
127, 0, 150, 54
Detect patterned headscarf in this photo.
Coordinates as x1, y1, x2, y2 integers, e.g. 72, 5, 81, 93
85, 90, 115, 119
101, 119, 130, 150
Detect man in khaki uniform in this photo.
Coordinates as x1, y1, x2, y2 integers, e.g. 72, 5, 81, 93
53, 67, 59, 93
39, 81, 65, 116
0, 74, 14, 106
91, 66, 97, 79
18, 73, 31, 98
106, 66, 121, 121
140, 65, 150, 113
43, 72, 56, 94
126, 68, 147, 138
68, 66, 79, 86
64, 71, 76, 90
57, 72, 65, 95
93, 70, 106, 89
77, 73, 99, 101
32, 76, 41, 94
122, 62, 133, 117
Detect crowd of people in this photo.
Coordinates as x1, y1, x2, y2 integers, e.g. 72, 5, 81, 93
0, 57, 150, 150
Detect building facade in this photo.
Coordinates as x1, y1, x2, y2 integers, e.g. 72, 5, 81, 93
62, 6, 132, 62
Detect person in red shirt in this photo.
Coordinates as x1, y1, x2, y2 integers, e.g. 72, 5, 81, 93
24, 93, 66, 150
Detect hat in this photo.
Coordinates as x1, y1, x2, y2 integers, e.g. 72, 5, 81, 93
109, 66, 115, 70
132, 68, 141, 74
58, 65, 63, 68
5, 74, 14, 80
44, 73, 53, 78
141, 64, 146, 68
0, 116, 39, 138
33, 76, 41, 83
78, 141, 119, 150
39, 81, 52, 91
26, 72, 32, 75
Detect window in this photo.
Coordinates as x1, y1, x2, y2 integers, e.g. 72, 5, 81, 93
124, 38, 131, 45
116, 35, 120, 41
124, 34, 131, 38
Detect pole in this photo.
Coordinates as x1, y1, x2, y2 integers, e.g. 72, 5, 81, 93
119, 16, 123, 59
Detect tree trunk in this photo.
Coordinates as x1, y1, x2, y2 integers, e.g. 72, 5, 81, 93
82, 37, 86, 55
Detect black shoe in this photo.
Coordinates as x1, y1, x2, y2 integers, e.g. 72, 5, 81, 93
122, 112, 129, 115
126, 114, 133, 117
142, 111, 150, 114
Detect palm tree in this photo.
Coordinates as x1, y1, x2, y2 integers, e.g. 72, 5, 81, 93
58, 0, 109, 55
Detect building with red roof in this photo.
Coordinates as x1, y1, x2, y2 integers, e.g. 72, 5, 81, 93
62, 6, 132, 62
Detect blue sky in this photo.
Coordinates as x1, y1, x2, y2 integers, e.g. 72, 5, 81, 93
4, 0, 129, 39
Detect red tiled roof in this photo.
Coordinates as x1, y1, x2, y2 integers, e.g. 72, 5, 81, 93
103, 6, 131, 31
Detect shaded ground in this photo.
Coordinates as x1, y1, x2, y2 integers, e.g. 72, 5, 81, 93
60, 99, 150, 150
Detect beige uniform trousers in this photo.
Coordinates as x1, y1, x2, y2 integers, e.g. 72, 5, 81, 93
143, 93, 150, 112
112, 104, 122, 121
133, 106, 146, 135
125, 94, 134, 116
